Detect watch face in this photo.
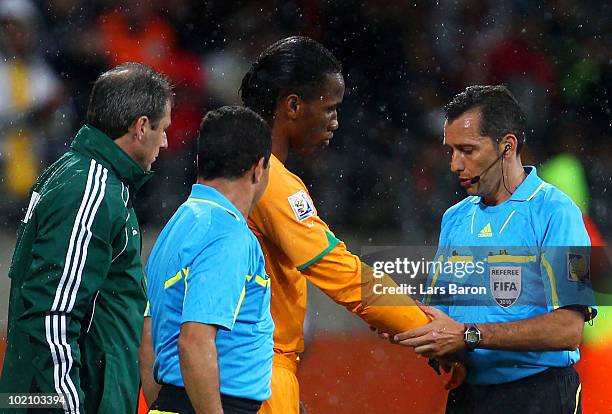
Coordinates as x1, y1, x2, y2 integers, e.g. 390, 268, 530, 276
466, 332, 479, 343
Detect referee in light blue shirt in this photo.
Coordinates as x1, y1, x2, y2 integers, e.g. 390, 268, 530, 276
393, 86, 596, 414
142, 106, 274, 414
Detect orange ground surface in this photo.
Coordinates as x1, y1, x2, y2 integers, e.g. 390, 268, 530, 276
298, 332, 612, 413
2, 333, 611, 413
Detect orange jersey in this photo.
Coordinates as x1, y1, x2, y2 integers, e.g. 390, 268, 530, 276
248, 155, 428, 355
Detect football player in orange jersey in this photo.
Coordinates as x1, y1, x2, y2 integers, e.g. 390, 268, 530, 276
240, 36, 436, 414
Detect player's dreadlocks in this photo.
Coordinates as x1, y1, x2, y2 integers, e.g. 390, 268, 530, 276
240, 36, 342, 123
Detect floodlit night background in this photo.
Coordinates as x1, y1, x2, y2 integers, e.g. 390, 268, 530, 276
0, 0, 610, 412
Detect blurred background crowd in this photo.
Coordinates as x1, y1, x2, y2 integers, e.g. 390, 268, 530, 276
0, 0, 609, 244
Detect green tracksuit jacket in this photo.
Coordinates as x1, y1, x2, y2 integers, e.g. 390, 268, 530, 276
0, 125, 152, 413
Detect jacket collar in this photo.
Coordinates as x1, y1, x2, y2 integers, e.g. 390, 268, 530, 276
71, 125, 153, 193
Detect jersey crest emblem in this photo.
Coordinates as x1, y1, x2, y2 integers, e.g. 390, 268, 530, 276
567, 253, 590, 282
490, 266, 522, 307
288, 190, 316, 222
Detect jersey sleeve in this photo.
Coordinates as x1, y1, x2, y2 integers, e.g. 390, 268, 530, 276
302, 241, 430, 334
181, 229, 250, 330
539, 199, 597, 320
8, 171, 116, 408
249, 172, 338, 270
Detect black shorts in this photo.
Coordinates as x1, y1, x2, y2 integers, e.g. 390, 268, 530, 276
149, 384, 262, 414
446, 366, 582, 414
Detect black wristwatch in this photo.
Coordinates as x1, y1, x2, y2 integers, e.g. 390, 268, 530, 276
464, 323, 481, 351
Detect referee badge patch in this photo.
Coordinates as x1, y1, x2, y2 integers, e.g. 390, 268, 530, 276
567, 253, 590, 282
288, 190, 316, 222
490, 266, 521, 308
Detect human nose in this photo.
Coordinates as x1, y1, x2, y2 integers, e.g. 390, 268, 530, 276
161, 132, 168, 149
329, 113, 339, 131
450, 151, 463, 174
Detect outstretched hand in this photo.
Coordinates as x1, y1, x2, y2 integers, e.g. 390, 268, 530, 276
392, 303, 466, 359
369, 307, 467, 389
369, 325, 397, 343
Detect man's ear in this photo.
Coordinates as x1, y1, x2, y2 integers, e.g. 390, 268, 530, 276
501, 133, 519, 158
129, 115, 149, 141
252, 157, 266, 184
282, 94, 301, 121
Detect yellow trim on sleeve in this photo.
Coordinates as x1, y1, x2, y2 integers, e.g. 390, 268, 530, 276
245, 274, 269, 287
255, 275, 270, 288
541, 254, 560, 309
165, 267, 190, 290
233, 285, 246, 324
164, 269, 183, 289
487, 255, 537, 264
144, 301, 150, 317
149, 411, 180, 414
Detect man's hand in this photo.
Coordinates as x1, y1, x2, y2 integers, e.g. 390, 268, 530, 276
369, 325, 397, 343
440, 360, 466, 390
393, 304, 465, 358
139, 317, 161, 405
370, 315, 468, 390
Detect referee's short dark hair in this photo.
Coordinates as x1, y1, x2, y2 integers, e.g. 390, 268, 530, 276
197, 106, 272, 181
444, 85, 527, 154
86, 62, 174, 140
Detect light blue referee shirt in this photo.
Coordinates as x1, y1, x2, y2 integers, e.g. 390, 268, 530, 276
146, 184, 274, 401
426, 166, 596, 385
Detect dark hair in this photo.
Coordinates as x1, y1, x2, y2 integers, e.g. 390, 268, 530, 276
197, 106, 272, 180
444, 85, 527, 153
240, 36, 342, 122
86, 62, 173, 140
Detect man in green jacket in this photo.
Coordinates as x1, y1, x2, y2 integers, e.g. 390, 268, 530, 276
0, 62, 172, 413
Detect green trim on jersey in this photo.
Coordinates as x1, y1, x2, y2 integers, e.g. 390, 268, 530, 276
297, 230, 341, 271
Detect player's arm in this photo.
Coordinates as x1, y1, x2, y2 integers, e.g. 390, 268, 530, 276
302, 246, 430, 334
178, 224, 249, 410
396, 198, 595, 358
308, 229, 468, 388
250, 182, 430, 334
139, 315, 161, 405
393, 305, 584, 358
477, 308, 584, 350
179, 322, 223, 414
